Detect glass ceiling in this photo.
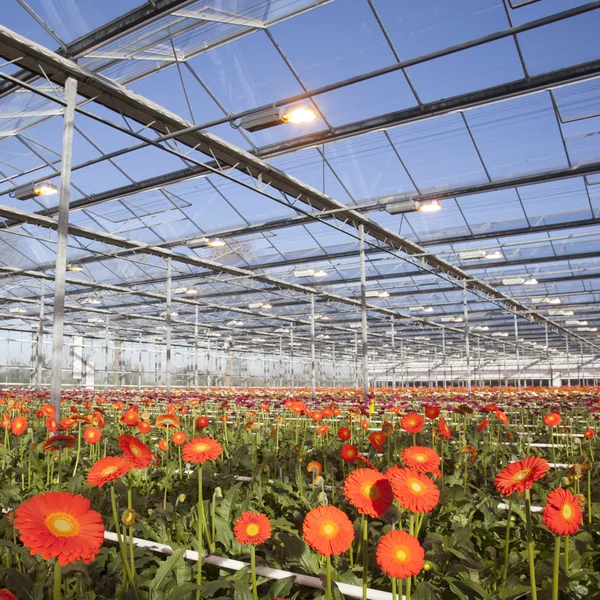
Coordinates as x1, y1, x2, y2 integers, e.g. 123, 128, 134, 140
0, 0, 598, 363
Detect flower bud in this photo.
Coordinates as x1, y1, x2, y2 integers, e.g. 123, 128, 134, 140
121, 509, 136, 527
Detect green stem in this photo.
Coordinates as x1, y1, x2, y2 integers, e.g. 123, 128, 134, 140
362, 515, 368, 600
196, 464, 204, 600
552, 536, 560, 600
110, 485, 140, 600
525, 489, 538, 600
72, 422, 82, 477
250, 545, 258, 600
54, 561, 61, 600
127, 471, 135, 575
564, 535, 569, 574
502, 497, 513, 582
588, 469, 593, 526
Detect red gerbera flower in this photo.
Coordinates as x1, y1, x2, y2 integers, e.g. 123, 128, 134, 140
376, 530, 424, 579
341, 444, 358, 462
401, 413, 425, 434
495, 410, 509, 425
43, 435, 76, 452
182, 437, 222, 464
11, 416, 27, 436
172, 431, 187, 446
86, 456, 132, 488
583, 429, 594, 439
302, 506, 354, 557
337, 427, 351, 441
118, 434, 152, 468
83, 427, 102, 445
0, 589, 16, 600
436, 418, 451, 440
424, 406, 440, 420
14, 492, 104, 566
368, 431, 386, 452
494, 456, 549, 496
137, 421, 151, 434
478, 419, 491, 432
344, 468, 393, 518
233, 512, 272, 545
542, 488, 583, 536
195, 416, 209, 430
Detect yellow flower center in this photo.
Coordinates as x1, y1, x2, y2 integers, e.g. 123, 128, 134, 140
409, 479, 424, 494
362, 482, 380, 500
130, 445, 141, 456
561, 503, 573, 520
396, 549, 408, 562
195, 443, 209, 453
101, 465, 118, 477
246, 523, 259, 536
46, 512, 79, 537
320, 520, 338, 538
414, 454, 426, 462
513, 469, 531, 482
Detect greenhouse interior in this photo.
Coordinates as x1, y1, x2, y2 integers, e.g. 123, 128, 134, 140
0, 1, 599, 599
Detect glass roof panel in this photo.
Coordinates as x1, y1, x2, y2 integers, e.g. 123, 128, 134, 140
457, 189, 529, 235
374, 0, 508, 59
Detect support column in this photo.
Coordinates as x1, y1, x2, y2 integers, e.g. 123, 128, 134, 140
545, 324, 551, 386
463, 282, 471, 396
290, 326, 295, 392
359, 224, 369, 402
279, 336, 283, 388
580, 342, 584, 386
391, 316, 396, 392
332, 343, 336, 388
442, 327, 447, 389
35, 280, 45, 393
310, 296, 316, 399
50, 77, 77, 419
165, 257, 172, 395
566, 336, 570, 387
354, 333, 359, 389
207, 335, 212, 389
194, 307, 199, 391
104, 315, 109, 390
514, 314, 521, 391
138, 333, 142, 390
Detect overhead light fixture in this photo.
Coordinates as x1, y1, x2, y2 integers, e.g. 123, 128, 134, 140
492, 332, 509, 337
415, 199, 441, 213
11, 181, 58, 200
524, 278, 538, 285
313, 270, 328, 277
261, 303, 272, 310
486, 251, 503, 260
9, 307, 26, 313
458, 250, 488, 260
409, 306, 424, 312
320, 315, 330, 320
294, 269, 315, 278
248, 302, 263, 309
422, 306, 434, 313
87, 317, 103, 323
566, 320, 587, 326
67, 264, 84, 272
548, 309, 572, 316
378, 291, 390, 298
365, 290, 380, 298
206, 238, 226, 248
82, 297, 101, 305
578, 327, 597, 332
186, 237, 226, 249
184, 288, 198, 295
502, 277, 525, 286
451, 317, 464, 323
547, 298, 561, 305
385, 200, 418, 215
240, 103, 317, 132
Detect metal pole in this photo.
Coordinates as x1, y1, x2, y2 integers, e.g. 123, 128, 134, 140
580, 342, 584, 386
354, 333, 358, 389
463, 282, 471, 396
279, 336, 283, 388
165, 258, 172, 395
207, 335, 212, 389
359, 224, 369, 401
104, 316, 109, 390
545, 324, 550, 387
35, 279, 45, 393
566, 336, 570, 387
310, 296, 316, 399
391, 316, 396, 391
514, 314, 521, 390
290, 326, 294, 392
138, 333, 142, 390
332, 343, 336, 388
50, 77, 77, 419
442, 327, 447, 389
194, 306, 199, 390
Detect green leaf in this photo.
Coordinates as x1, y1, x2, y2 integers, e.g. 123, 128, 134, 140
266, 576, 295, 600
149, 548, 186, 592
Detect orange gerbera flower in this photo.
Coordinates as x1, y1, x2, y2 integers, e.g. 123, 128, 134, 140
302, 506, 354, 557
172, 431, 187, 446
344, 468, 393, 517
337, 427, 351, 441
401, 446, 440, 475
462, 445, 477, 463
155, 414, 181, 429
43, 435, 76, 452
400, 413, 425, 434
233, 512, 272, 545
118, 434, 152, 468
478, 419, 491, 432
307, 461, 323, 477
41, 404, 56, 417
436, 418, 451, 440
14, 491, 104, 566
341, 444, 358, 462
182, 437, 222, 464
316, 425, 329, 435
543, 412, 561, 427
121, 408, 139, 427
583, 429, 594, 439
386, 467, 440, 513
376, 530, 424, 579
368, 431, 386, 452
86, 456, 132, 488
495, 410, 509, 425
11, 416, 27, 436
83, 427, 102, 444
494, 456, 549, 496
45, 416, 58, 432
0, 589, 16, 600
542, 488, 583, 536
